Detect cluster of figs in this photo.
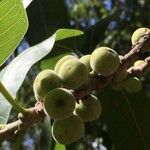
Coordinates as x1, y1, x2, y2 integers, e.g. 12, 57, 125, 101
33, 27, 150, 145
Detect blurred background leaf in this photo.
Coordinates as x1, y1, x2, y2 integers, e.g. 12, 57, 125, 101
98, 87, 150, 150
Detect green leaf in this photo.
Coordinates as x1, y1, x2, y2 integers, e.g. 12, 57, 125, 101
54, 143, 66, 150
99, 87, 150, 150
0, 34, 56, 124
40, 29, 84, 70
55, 29, 84, 41
39, 116, 52, 150
0, 0, 28, 66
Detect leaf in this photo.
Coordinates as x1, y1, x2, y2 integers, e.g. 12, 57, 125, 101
39, 116, 52, 150
55, 29, 84, 41
99, 87, 150, 150
0, 0, 28, 66
54, 143, 66, 150
40, 29, 84, 70
23, 0, 33, 8
0, 34, 56, 124
26, 0, 70, 45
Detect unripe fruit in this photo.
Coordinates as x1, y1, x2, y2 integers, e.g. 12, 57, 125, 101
52, 115, 85, 145
90, 47, 120, 76
33, 70, 61, 101
124, 77, 142, 93
74, 95, 102, 122
131, 28, 150, 45
79, 55, 92, 73
44, 88, 75, 120
134, 60, 145, 67
54, 55, 77, 73
57, 58, 88, 88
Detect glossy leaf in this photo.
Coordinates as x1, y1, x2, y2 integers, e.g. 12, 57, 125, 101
0, 34, 56, 124
0, 0, 28, 66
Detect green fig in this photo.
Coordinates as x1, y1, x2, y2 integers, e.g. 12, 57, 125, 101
44, 88, 75, 120
134, 60, 145, 67
52, 115, 85, 145
54, 55, 77, 73
79, 55, 92, 73
57, 58, 88, 88
33, 70, 61, 101
74, 95, 102, 122
90, 47, 120, 76
131, 27, 150, 45
124, 77, 142, 93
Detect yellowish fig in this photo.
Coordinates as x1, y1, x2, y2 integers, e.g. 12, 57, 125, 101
79, 55, 92, 73
57, 58, 88, 88
124, 77, 142, 93
33, 69, 61, 101
52, 115, 85, 145
90, 47, 120, 76
74, 95, 102, 122
131, 27, 150, 45
44, 88, 75, 120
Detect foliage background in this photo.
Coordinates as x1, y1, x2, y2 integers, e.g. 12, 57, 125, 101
0, 0, 150, 150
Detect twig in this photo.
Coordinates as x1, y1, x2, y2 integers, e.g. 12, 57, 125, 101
0, 102, 46, 142
127, 56, 150, 77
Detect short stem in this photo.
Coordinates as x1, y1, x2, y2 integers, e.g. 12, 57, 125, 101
0, 81, 27, 114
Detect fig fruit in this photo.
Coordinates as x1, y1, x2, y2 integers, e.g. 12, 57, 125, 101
54, 55, 77, 73
33, 69, 61, 101
134, 60, 145, 67
52, 115, 85, 145
90, 47, 120, 76
74, 95, 102, 122
124, 77, 142, 93
44, 88, 75, 119
79, 55, 92, 73
131, 27, 150, 45
57, 58, 88, 88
